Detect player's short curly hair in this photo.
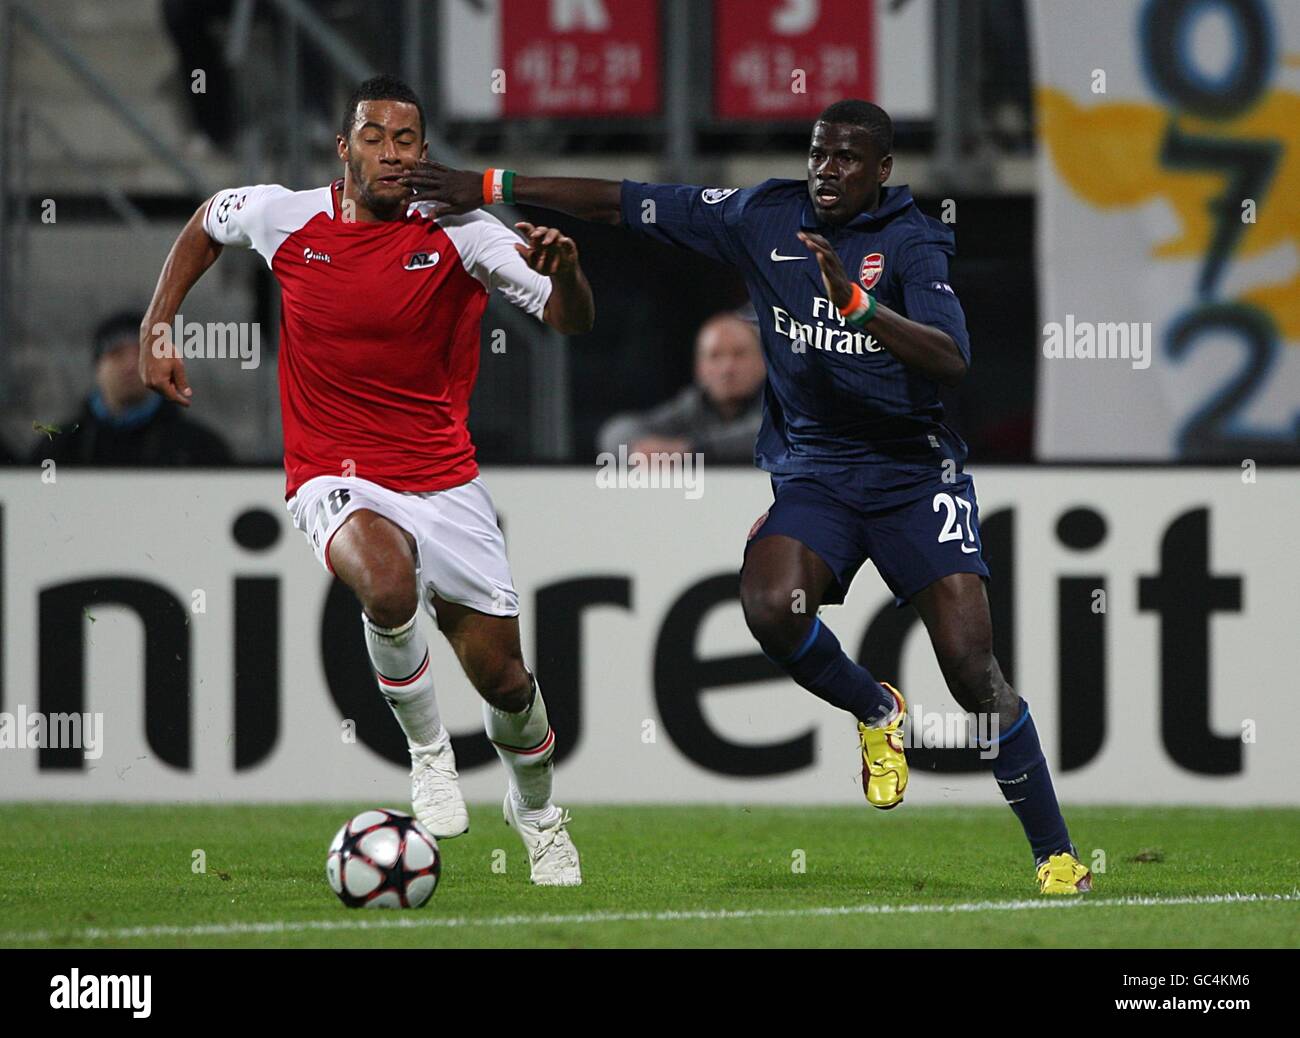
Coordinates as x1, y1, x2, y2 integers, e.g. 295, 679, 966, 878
815, 99, 893, 156
341, 74, 426, 141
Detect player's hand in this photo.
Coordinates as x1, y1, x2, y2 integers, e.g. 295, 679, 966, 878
139, 324, 192, 407
515, 222, 579, 277
398, 160, 482, 216
797, 231, 854, 310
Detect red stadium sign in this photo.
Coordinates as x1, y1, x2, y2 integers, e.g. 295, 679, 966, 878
500, 0, 660, 117
714, 0, 875, 119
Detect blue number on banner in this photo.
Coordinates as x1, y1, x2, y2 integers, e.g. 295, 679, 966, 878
1168, 304, 1300, 458
1139, 0, 1297, 456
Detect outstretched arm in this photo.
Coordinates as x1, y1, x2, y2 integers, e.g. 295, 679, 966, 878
797, 231, 968, 387
140, 200, 224, 406
400, 162, 623, 224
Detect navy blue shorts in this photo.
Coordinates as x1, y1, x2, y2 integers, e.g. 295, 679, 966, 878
744, 468, 990, 607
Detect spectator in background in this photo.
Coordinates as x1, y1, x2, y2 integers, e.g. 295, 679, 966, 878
29, 312, 233, 467
598, 310, 766, 462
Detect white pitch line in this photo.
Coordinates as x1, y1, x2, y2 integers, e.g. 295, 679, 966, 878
3, 891, 1297, 945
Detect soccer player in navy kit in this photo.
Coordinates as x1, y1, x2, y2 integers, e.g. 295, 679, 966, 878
404, 99, 1091, 894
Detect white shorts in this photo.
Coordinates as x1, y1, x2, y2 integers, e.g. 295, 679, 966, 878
286, 475, 520, 617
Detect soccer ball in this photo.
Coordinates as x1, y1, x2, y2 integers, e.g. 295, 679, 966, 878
326, 808, 441, 908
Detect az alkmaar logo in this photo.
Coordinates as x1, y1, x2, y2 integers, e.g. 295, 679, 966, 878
403, 250, 440, 271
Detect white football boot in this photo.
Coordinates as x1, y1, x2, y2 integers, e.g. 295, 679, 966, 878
410, 731, 469, 838
503, 793, 582, 886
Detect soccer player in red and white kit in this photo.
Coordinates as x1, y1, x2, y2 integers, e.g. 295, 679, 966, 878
139, 76, 593, 885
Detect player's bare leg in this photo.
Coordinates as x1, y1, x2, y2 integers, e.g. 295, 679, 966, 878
329, 509, 469, 838
913, 573, 1090, 892
432, 597, 580, 886
740, 534, 833, 659
911, 573, 1018, 729
741, 535, 907, 807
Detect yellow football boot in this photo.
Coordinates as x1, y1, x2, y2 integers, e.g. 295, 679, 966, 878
857, 682, 907, 810
1036, 850, 1093, 894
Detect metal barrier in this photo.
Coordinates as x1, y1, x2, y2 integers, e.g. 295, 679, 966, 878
0, 0, 1000, 452
0, 0, 573, 457
0, 0, 209, 407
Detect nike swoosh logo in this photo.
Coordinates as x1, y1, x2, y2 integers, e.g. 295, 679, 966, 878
770, 249, 807, 262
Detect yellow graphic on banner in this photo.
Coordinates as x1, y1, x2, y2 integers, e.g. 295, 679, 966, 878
1037, 87, 1300, 340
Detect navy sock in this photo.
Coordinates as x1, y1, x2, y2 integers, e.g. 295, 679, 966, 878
771, 618, 896, 726
991, 699, 1073, 864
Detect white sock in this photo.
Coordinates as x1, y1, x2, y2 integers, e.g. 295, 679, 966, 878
483, 672, 557, 817
363, 611, 444, 748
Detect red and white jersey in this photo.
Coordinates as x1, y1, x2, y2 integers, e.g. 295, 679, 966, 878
203, 180, 552, 497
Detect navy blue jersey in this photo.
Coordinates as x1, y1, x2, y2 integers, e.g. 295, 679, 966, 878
620, 179, 971, 497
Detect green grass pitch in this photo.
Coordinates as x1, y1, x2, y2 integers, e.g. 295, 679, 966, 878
1, 804, 1296, 948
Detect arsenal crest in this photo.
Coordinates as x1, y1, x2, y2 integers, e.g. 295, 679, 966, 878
859, 252, 884, 290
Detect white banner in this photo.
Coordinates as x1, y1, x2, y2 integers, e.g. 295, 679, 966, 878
1031, 0, 1300, 460
0, 468, 1295, 804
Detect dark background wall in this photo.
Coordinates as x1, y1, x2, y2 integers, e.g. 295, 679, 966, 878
486, 194, 1038, 462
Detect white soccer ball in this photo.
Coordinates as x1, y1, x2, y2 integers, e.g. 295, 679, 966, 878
325, 808, 441, 909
